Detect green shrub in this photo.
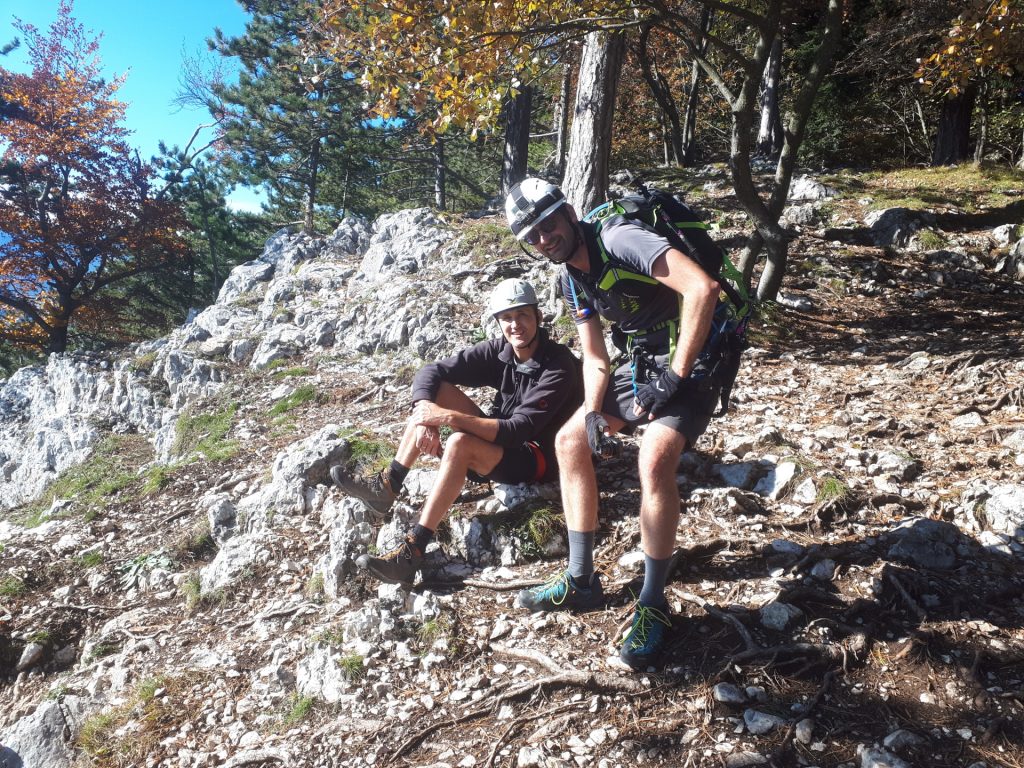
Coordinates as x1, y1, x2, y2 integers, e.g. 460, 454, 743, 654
343, 430, 395, 474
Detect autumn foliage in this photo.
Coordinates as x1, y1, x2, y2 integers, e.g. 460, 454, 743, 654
0, 1, 186, 353
319, 1, 631, 135
916, 0, 1024, 93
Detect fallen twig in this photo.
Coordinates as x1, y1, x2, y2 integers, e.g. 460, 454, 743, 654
676, 590, 759, 652
886, 572, 927, 622
419, 577, 543, 591
389, 649, 646, 764
484, 700, 583, 768
770, 670, 838, 764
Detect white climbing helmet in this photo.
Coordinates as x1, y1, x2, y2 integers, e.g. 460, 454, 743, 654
505, 178, 566, 241
487, 278, 539, 317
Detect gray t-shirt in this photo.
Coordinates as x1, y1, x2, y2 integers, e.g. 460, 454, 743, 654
561, 218, 680, 336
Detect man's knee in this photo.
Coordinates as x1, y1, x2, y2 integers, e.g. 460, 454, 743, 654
638, 432, 686, 488
555, 416, 587, 460
444, 431, 474, 458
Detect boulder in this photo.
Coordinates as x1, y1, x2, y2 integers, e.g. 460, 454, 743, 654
865, 208, 936, 248
885, 518, 962, 570
0, 697, 88, 768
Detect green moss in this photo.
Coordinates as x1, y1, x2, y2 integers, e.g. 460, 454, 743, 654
916, 229, 946, 250
173, 403, 239, 461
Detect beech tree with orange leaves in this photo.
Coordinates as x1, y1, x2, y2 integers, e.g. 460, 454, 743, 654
0, 1, 186, 354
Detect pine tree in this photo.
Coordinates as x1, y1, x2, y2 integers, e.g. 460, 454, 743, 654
209, 0, 372, 232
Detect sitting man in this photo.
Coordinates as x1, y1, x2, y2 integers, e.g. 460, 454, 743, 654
331, 278, 582, 587
505, 178, 725, 670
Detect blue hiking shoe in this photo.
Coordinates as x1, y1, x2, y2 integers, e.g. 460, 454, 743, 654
619, 602, 673, 670
516, 570, 604, 613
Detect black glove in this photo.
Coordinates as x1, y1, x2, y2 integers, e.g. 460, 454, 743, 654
634, 367, 684, 416
585, 411, 621, 460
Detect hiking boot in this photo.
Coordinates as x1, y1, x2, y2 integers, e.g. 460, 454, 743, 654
355, 535, 423, 587
516, 570, 604, 613
619, 602, 673, 671
330, 465, 396, 521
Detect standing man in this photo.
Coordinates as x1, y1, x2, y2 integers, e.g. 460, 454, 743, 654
506, 178, 723, 670
331, 278, 582, 587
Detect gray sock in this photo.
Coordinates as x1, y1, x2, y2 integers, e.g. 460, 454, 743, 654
639, 554, 672, 607
567, 529, 595, 581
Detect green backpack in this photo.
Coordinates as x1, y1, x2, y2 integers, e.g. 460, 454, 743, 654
579, 185, 752, 417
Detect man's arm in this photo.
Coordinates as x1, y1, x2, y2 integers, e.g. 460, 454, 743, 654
650, 247, 720, 378
576, 316, 613, 413
411, 401, 499, 443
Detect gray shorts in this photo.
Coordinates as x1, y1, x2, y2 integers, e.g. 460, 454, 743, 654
601, 354, 719, 447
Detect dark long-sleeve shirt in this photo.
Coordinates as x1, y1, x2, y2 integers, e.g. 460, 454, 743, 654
411, 329, 582, 451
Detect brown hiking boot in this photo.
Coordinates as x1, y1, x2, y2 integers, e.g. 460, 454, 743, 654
355, 535, 423, 588
330, 465, 397, 521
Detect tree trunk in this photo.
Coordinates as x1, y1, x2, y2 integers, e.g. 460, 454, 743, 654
755, 35, 784, 159
46, 316, 70, 354
501, 84, 532, 198
723, 0, 842, 301
304, 137, 320, 234
932, 85, 977, 166
973, 79, 987, 167
563, 30, 624, 215
681, 7, 712, 167
637, 26, 683, 165
434, 136, 446, 210
554, 57, 573, 179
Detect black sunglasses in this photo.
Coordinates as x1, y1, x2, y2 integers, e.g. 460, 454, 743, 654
523, 210, 562, 246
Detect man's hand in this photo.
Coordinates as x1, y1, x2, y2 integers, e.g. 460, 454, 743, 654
633, 368, 684, 419
411, 400, 449, 428
585, 411, 621, 460
414, 424, 441, 457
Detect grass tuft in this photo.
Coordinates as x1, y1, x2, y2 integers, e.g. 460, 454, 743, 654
18, 434, 151, 526
173, 403, 239, 461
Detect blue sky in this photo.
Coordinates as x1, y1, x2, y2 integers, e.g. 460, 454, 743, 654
3, 0, 264, 211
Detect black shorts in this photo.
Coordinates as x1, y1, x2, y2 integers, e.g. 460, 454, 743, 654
601, 353, 719, 447
459, 402, 555, 485
471, 440, 554, 485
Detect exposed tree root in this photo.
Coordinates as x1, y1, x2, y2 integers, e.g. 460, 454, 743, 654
387, 645, 646, 763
